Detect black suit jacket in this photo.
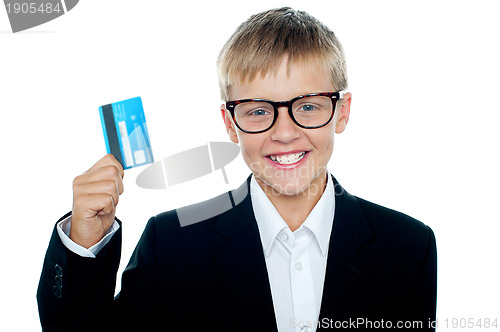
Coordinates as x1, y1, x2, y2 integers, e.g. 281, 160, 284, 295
37, 175, 437, 331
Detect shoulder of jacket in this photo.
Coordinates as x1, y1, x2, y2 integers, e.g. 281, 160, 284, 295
354, 195, 433, 238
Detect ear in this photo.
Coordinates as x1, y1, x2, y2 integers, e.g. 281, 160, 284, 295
335, 92, 352, 134
220, 104, 239, 143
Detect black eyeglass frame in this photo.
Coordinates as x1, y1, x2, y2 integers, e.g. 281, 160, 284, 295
225, 91, 341, 134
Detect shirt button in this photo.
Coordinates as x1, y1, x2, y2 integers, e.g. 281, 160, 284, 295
295, 261, 304, 271
280, 233, 288, 242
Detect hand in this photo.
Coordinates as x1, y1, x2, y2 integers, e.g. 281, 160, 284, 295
70, 154, 124, 249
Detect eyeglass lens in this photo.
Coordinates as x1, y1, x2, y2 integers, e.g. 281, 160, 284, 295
233, 95, 333, 132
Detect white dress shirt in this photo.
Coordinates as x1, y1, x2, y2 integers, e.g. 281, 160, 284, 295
250, 174, 335, 332
57, 217, 120, 258
57, 173, 335, 331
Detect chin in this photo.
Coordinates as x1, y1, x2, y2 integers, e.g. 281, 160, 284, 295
250, 155, 328, 196
258, 175, 315, 197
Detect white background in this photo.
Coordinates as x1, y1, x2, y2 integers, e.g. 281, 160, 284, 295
1, 0, 499, 330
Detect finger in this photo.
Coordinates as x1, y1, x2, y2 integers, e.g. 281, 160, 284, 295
75, 193, 116, 219
97, 195, 115, 216
73, 180, 120, 207
80, 166, 124, 194
84, 154, 124, 179
75, 165, 124, 194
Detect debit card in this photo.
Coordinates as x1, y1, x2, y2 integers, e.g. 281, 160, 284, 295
99, 97, 154, 169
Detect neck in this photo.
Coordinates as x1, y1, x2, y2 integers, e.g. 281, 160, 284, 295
256, 171, 328, 232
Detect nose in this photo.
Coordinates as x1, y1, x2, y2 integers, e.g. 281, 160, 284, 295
269, 106, 300, 143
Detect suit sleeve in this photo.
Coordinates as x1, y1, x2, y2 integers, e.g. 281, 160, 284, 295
37, 214, 165, 331
36, 212, 122, 331
415, 226, 438, 331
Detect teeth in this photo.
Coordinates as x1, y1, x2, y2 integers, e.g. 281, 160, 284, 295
269, 152, 306, 164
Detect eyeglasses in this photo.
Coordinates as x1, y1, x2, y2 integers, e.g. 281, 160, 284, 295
225, 92, 341, 134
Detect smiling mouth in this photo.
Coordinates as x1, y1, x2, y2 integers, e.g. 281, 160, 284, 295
268, 151, 307, 164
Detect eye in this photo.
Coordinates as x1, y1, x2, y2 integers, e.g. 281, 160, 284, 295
300, 104, 317, 112
249, 109, 270, 116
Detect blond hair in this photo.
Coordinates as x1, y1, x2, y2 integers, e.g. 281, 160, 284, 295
217, 7, 348, 101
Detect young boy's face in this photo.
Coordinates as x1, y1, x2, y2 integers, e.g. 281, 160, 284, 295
221, 57, 351, 197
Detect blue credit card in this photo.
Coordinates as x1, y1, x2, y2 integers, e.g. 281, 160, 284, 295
99, 97, 154, 169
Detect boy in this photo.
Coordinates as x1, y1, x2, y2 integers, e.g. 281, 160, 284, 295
37, 7, 437, 332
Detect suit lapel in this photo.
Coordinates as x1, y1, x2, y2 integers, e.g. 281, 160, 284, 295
210, 175, 374, 328
213, 177, 277, 329
318, 176, 375, 321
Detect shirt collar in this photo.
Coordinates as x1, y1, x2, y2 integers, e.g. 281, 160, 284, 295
250, 173, 335, 257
